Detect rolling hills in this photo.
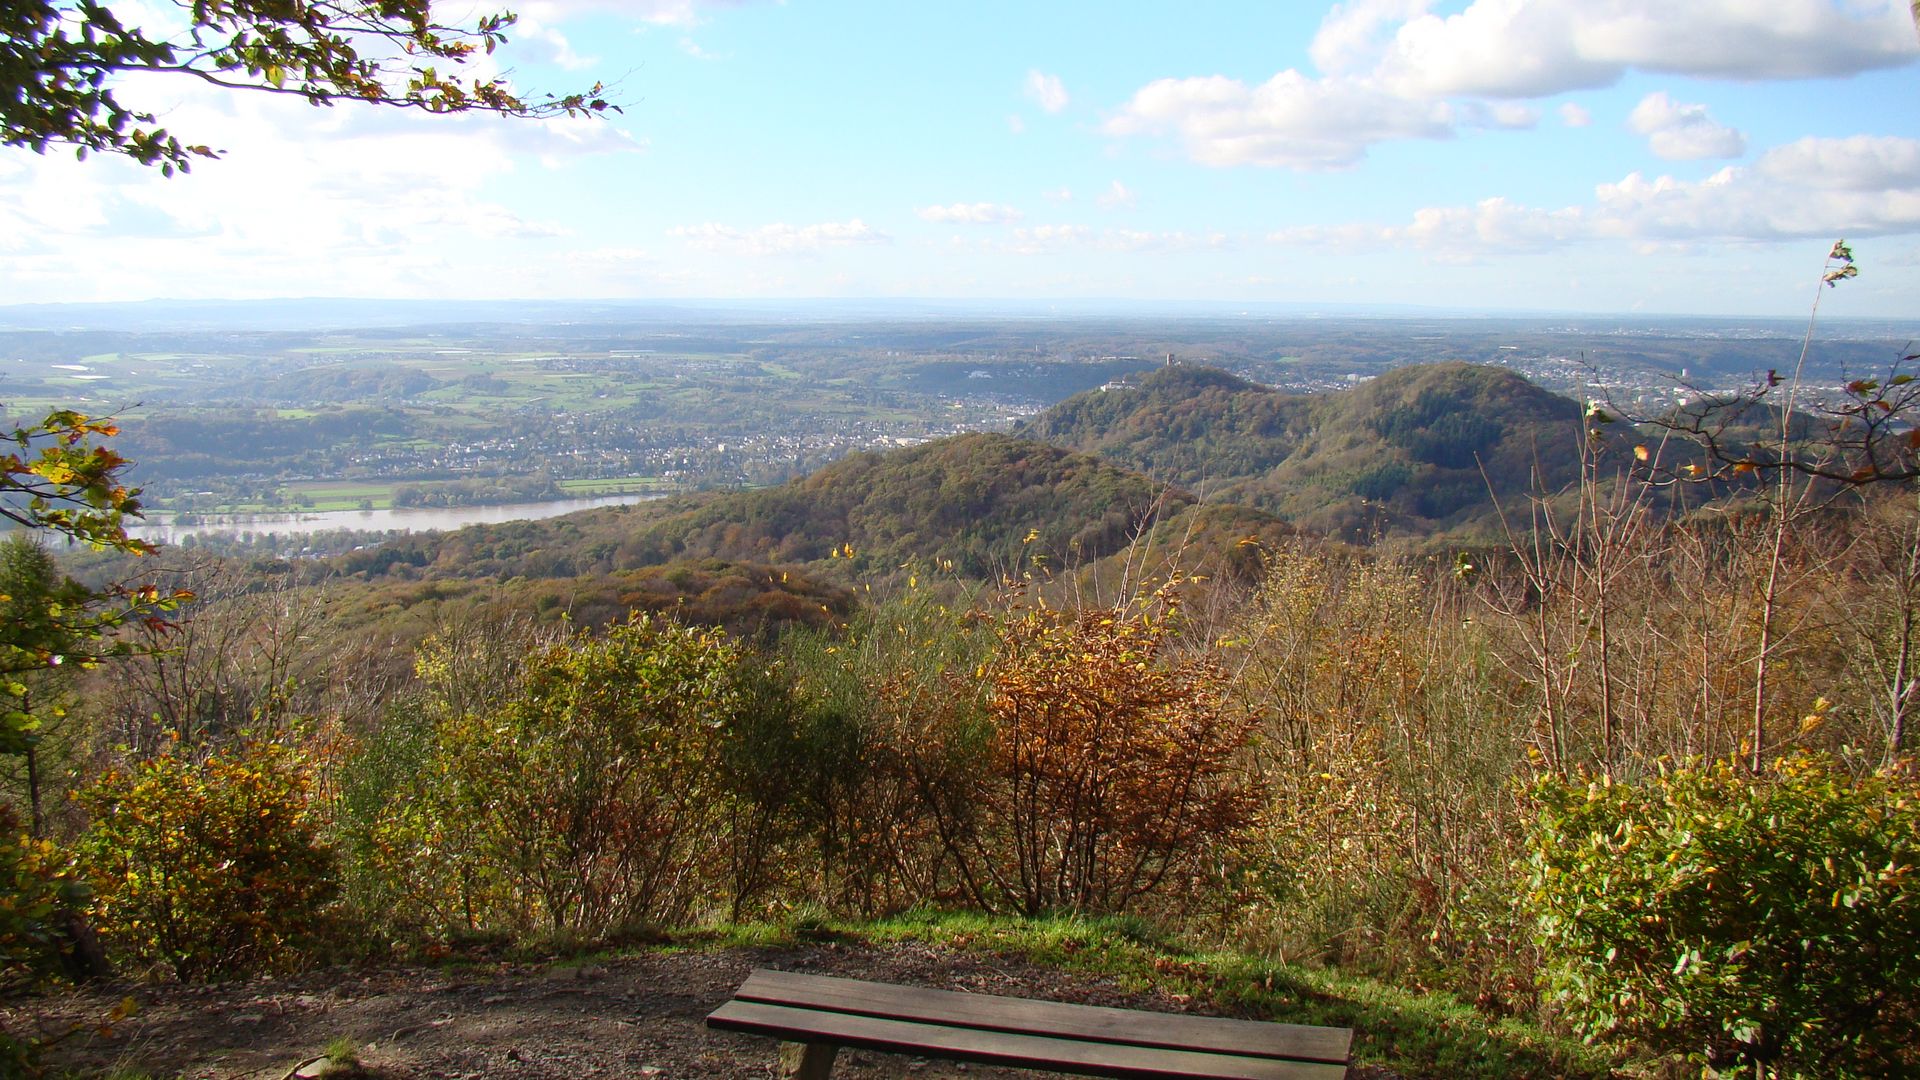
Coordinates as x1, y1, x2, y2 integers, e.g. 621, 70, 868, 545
1019, 361, 1591, 538
338, 432, 1275, 588
312, 362, 1616, 638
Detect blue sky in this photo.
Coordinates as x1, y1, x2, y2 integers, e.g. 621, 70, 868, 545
3, 0, 1919, 315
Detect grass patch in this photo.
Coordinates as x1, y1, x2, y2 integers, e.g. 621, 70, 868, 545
282, 481, 396, 510
557, 476, 674, 496
324, 1035, 361, 1066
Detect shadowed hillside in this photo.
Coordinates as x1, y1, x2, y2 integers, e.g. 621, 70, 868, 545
343, 432, 1256, 586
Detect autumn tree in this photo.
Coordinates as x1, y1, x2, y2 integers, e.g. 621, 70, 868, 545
3, 0, 614, 173
0, 401, 179, 1065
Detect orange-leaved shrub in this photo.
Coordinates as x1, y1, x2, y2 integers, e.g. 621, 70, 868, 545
939, 585, 1256, 915
77, 742, 336, 980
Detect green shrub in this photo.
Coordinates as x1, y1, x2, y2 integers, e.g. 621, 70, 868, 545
0, 805, 89, 991
77, 743, 337, 979
334, 616, 547, 944
1522, 754, 1919, 1077
711, 660, 810, 920
775, 584, 994, 916
416, 614, 745, 936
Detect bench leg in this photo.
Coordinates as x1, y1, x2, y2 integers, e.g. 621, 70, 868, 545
779, 1041, 839, 1079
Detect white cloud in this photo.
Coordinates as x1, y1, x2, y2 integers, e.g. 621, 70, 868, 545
1458, 101, 1539, 129
1104, 71, 1453, 170
1495, 102, 1539, 128
1628, 92, 1746, 160
1106, 229, 1233, 252
1096, 180, 1136, 209
669, 219, 891, 256
1007, 114, 1027, 134
1396, 196, 1585, 255
0, 74, 642, 292
1025, 70, 1071, 113
1114, 2, 1916, 171
1756, 134, 1920, 190
552, 0, 725, 27
919, 202, 1024, 224
1042, 187, 1073, 202
1264, 134, 1920, 261
1310, 0, 1435, 74
1366, 0, 1918, 99
1269, 199, 1580, 259
1007, 224, 1092, 253
1591, 139, 1920, 241
513, 16, 598, 71
0, 59, 652, 303
513, 114, 648, 159
571, 246, 657, 266
1264, 221, 1398, 249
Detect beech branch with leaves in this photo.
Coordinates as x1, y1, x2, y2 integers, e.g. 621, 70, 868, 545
1617, 242, 1920, 488
0, 411, 190, 755
2, 410, 150, 552
2, 0, 616, 173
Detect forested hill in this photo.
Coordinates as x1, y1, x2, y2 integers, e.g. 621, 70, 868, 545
623, 433, 1194, 576
1018, 366, 1311, 485
1019, 361, 1589, 538
343, 432, 1247, 586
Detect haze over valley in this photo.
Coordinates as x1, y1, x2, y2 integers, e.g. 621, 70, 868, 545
5, 303, 1913, 554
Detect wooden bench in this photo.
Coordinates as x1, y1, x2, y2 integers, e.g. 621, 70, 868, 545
706, 968, 1351, 1079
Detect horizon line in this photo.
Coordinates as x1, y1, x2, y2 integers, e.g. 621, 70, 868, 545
4, 295, 1911, 323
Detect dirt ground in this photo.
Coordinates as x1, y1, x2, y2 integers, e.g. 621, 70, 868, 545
5, 939, 1394, 1079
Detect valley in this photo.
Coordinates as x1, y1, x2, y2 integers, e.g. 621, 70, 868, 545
6, 306, 1911, 554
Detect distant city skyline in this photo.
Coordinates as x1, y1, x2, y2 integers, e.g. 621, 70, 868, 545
3, 1, 1918, 317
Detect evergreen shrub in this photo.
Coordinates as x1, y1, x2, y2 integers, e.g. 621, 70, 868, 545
1523, 754, 1919, 1077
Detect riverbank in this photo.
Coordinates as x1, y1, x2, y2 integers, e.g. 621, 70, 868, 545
126, 493, 662, 544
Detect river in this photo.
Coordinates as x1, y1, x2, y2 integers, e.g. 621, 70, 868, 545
125, 493, 660, 544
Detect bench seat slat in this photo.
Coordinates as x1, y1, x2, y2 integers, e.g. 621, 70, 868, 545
707, 999, 1348, 1080
734, 969, 1351, 1066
